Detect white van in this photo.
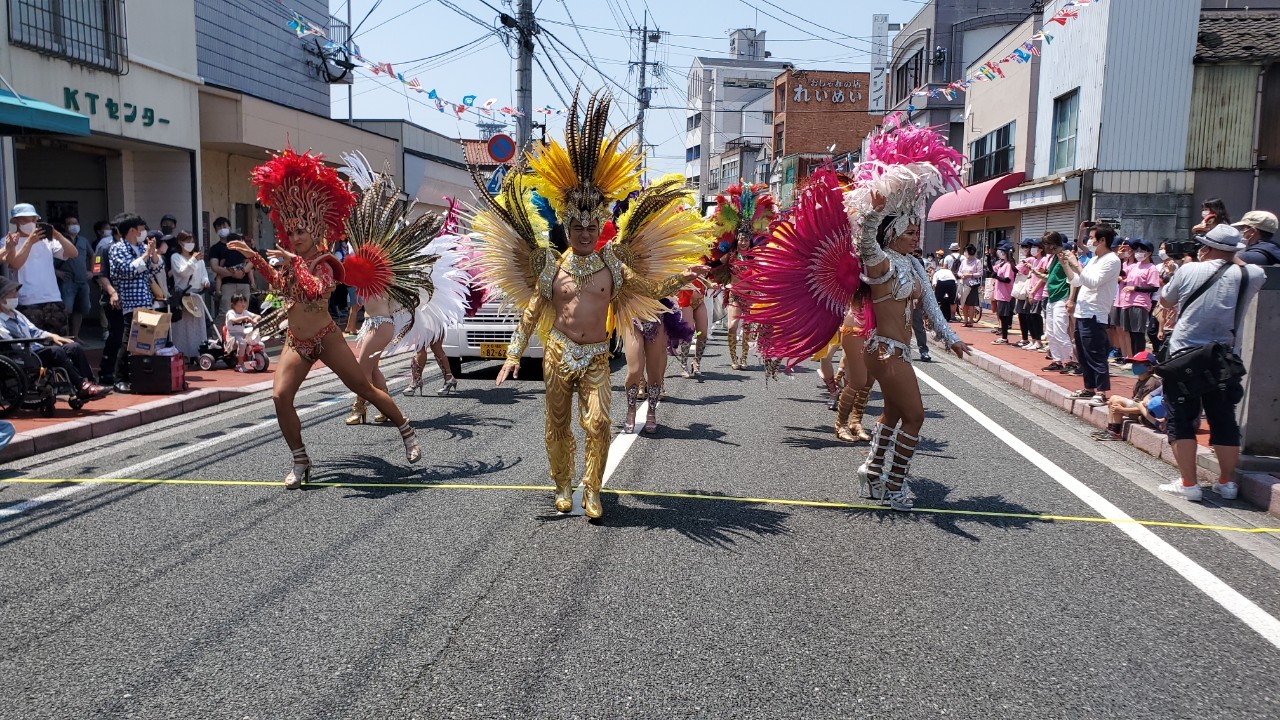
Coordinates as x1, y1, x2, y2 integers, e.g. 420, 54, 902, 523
441, 297, 544, 376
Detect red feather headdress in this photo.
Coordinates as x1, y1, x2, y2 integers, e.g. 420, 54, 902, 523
251, 148, 356, 251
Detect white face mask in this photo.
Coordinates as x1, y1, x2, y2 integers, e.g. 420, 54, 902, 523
67, 224, 80, 236
1134, 251, 1150, 262
1158, 249, 1168, 261
18, 222, 36, 235
217, 227, 231, 238
182, 242, 196, 253
102, 229, 113, 239
1201, 210, 1211, 219
1029, 248, 1041, 257
1, 298, 18, 312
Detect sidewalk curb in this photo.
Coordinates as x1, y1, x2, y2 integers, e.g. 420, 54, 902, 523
0, 370, 327, 465
961, 346, 1279, 519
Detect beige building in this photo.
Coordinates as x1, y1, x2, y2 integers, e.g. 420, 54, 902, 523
928, 15, 1042, 251
198, 90, 397, 247
1, 0, 203, 230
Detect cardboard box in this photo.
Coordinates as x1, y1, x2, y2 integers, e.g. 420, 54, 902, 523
127, 309, 171, 355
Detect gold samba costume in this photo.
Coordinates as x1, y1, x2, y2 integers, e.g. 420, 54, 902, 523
468, 90, 707, 520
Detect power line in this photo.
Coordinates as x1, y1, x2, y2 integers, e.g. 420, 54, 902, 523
540, 28, 639, 101
354, 0, 437, 38
533, 33, 575, 107
350, 0, 387, 37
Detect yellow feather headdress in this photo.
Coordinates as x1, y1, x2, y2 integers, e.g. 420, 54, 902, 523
527, 89, 643, 228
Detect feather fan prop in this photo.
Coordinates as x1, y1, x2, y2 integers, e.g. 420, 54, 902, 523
740, 168, 869, 367
341, 166, 446, 344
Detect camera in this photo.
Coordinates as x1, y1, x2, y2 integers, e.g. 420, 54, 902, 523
1163, 239, 1199, 260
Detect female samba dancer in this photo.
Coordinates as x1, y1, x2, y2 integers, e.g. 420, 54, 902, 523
675, 278, 709, 377
846, 117, 972, 510
834, 299, 876, 443
234, 149, 419, 488
623, 298, 693, 433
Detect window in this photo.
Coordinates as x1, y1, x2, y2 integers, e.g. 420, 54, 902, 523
969, 121, 1015, 184
1051, 90, 1080, 174
724, 77, 770, 89
687, 113, 702, 131
685, 145, 701, 163
8, 0, 128, 73
893, 48, 925, 106
762, 111, 774, 124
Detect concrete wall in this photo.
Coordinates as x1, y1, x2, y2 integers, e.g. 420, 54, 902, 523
963, 16, 1038, 177
1240, 266, 1280, 459
195, 0, 330, 116
1091, 192, 1192, 241
200, 149, 260, 233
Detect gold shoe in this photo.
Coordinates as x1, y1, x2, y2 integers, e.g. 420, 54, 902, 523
372, 412, 389, 424
344, 397, 367, 425
582, 480, 603, 519
852, 423, 872, 443
554, 477, 573, 513
835, 423, 858, 442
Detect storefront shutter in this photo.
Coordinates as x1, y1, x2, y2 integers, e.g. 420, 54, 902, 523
1020, 208, 1048, 241
1046, 203, 1080, 240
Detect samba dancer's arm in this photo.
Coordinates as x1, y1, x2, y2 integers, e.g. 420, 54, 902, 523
238, 243, 335, 301
855, 210, 890, 280
496, 294, 547, 385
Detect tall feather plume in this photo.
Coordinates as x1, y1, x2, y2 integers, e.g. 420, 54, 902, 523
342, 168, 446, 344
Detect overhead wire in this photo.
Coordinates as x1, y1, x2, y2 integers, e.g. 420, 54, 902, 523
354, 0, 437, 38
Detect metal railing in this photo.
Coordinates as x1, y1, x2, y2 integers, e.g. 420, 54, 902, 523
8, 0, 128, 74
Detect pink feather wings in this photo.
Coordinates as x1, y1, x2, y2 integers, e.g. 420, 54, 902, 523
740, 169, 868, 366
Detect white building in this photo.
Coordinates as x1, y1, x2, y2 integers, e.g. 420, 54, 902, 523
1, 0, 203, 231
684, 29, 785, 207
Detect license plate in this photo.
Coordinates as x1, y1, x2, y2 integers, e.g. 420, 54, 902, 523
479, 343, 508, 359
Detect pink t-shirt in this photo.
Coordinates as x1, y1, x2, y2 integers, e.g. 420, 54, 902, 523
991, 260, 1015, 302
1116, 261, 1162, 310
1020, 254, 1051, 301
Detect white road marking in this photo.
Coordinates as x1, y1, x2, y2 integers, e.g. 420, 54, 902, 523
0, 375, 406, 522
569, 401, 649, 516
916, 367, 1280, 650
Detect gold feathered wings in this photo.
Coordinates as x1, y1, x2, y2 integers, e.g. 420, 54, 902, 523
466, 89, 707, 332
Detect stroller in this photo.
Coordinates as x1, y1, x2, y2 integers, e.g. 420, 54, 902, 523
195, 298, 270, 373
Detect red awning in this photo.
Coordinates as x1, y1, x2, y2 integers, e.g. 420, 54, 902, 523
927, 172, 1025, 222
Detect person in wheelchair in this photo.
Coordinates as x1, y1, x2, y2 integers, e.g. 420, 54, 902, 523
0, 278, 110, 402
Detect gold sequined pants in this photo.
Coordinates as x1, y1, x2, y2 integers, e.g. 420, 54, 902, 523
543, 335, 612, 494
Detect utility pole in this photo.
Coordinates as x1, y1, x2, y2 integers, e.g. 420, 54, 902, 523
346, 0, 354, 121
631, 13, 664, 177
515, 0, 535, 152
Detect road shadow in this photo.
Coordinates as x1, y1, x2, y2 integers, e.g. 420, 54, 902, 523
658, 394, 745, 406
649, 422, 740, 447
826, 477, 1045, 542
309, 455, 522, 499
779, 424, 853, 451
589, 489, 791, 550
407, 411, 514, 441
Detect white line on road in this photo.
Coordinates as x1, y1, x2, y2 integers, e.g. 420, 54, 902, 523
0, 394, 350, 521
569, 401, 649, 515
916, 367, 1280, 650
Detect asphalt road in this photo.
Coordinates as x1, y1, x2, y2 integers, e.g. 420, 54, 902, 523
2, 333, 1279, 719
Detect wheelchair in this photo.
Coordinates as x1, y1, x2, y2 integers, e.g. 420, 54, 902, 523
0, 337, 87, 417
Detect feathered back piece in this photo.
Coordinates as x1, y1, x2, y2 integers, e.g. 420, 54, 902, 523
527, 88, 643, 227
843, 113, 964, 237
338, 153, 446, 344
610, 173, 710, 325
704, 182, 775, 284
251, 147, 356, 251
465, 162, 555, 313
741, 168, 870, 368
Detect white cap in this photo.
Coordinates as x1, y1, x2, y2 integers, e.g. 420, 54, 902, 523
10, 203, 38, 220
948, 242, 959, 251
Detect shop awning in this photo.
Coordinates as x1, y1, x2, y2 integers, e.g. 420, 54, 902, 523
927, 172, 1025, 222
0, 90, 90, 136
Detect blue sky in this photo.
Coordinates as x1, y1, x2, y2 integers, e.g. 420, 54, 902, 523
327, 0, 931, 177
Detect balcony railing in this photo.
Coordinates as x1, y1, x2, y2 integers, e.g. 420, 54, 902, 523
8, 0, 128, 74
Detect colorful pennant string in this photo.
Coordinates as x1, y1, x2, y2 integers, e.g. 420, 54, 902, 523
280, 5, 570, 121
910, 0, 1100, 101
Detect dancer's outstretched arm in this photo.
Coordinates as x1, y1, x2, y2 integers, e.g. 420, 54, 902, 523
496, 294, 546, 385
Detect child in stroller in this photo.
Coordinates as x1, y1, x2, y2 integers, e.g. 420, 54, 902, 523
201, 292, 268, 373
